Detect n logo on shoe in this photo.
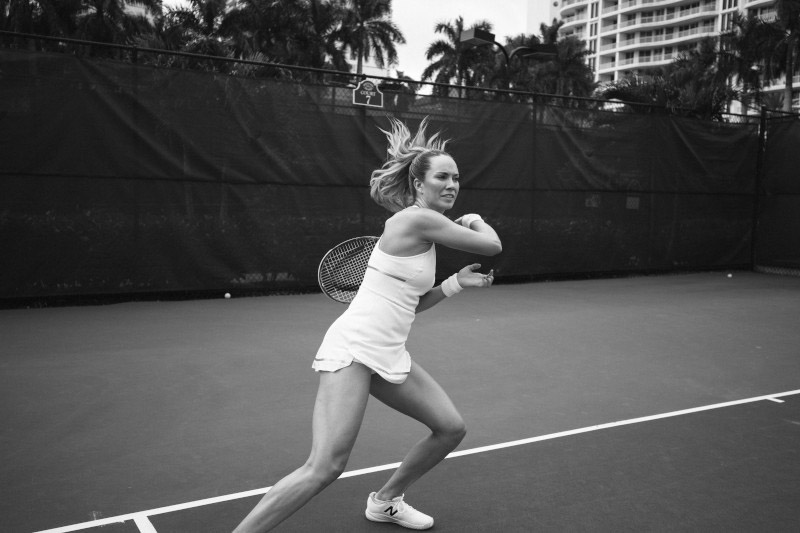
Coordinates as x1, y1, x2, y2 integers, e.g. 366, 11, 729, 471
384, 506, 399, 516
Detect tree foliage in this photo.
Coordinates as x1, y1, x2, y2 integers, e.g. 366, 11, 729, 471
595, 37, 737, 120
421, 16, 494, 94
2, 0, 404, 75
591, 2, 800, 116
337, 0, 404, 75
722, 1, 800, 112
421, 16, 595, 100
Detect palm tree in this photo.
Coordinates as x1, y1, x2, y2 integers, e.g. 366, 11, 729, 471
222, 0, 351, 74
169, 0, 231, 57
666, 37, 737, 119
539, 18, 564, 46
1, 0, 81, 38
596, 37, 736, 119
531, 35, 594, 97
1, 0, 36, 33
488, 33, 541, 93
221, 0, 288, 61
1, 0, 157, 48
769, 0, 800, 111
594, 73, 672, 107
299, 0, 350, 71
528, 19, 596, 98
421, 16, 494, 95
478, 21, 594, 100
727, 1, 800, 112
338, 0, 404, 75
74, 0, 159, 46
722, 12, 770, 111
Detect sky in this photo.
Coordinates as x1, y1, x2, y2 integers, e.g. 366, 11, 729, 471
382, 0, 551, 80
162, 0, 553, 82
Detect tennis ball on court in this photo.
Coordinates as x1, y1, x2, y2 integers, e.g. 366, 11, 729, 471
225, 292, 231, 298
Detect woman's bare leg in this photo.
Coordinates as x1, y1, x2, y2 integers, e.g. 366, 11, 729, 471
368, 361, 466, 501
233, 363, 373, 532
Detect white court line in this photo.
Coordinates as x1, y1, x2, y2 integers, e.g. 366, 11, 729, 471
34, 388, 800, 533
132, 516, 157, 533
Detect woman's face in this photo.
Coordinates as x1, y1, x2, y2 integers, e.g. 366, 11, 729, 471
414, 154, 460, 213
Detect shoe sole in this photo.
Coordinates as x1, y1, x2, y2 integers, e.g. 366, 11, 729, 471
365, 510, 434, 530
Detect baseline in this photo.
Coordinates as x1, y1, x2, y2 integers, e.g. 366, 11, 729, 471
35, 388, 800, 533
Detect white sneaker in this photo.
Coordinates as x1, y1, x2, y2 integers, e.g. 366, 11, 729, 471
365, 492, 434, 530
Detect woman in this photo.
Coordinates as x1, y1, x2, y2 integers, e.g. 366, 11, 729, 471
234, 117, 502, 532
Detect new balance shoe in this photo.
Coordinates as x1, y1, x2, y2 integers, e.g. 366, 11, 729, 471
365, 492, 434, 530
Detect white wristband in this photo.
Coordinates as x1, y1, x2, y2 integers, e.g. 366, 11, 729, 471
440, 273, 463, 297
460, 214, 483, 229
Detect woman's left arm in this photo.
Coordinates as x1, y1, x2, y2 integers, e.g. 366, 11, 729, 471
416, 263, 494, 313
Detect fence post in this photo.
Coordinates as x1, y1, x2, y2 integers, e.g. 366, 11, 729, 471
750, 106, 767, 270
530, 98, 538, 276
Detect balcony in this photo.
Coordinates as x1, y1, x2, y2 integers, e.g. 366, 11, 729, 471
612, 7, 716, 35
602, 22, 716, 56
563, 13, 588, 24
598, 61, 617, 73
616, 0, 717, 16
676, 24, 715, 38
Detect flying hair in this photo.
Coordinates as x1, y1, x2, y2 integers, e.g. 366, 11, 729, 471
369, 117, 450, 212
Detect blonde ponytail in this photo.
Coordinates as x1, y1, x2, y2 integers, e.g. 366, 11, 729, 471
370, 117, 450, 212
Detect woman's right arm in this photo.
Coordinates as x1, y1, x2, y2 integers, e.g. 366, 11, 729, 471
414, 209, 502, 256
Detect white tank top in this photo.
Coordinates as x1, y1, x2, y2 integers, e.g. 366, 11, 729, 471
313, 237, 437, 383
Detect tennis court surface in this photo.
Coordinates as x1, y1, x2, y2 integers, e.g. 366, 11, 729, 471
3, 272, 799, 532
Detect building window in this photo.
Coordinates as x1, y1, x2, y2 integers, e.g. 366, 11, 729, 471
591, 2, 599, 18
722, 12, 735, 31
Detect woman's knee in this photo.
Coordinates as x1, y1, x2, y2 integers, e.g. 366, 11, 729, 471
304, 453, 349, 486
436, 415, 467, 445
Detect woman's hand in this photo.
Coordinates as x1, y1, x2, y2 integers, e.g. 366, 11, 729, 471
456, 264, 495, 288
453, 214, 482, 229
418, 264, 495, 313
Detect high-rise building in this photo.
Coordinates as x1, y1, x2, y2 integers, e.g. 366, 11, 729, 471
552, 0, 796, 110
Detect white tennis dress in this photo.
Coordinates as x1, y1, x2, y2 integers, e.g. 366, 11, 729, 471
313, 237, 437, 384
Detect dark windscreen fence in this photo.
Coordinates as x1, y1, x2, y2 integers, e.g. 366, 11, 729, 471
531, 107, 758, 275
0, 44, 781, 302
755, 115, 800, 275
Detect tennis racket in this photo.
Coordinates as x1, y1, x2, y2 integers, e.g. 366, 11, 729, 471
318, 236, 379, 303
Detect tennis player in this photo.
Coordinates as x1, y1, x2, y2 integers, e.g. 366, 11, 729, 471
233, 117, 502, 532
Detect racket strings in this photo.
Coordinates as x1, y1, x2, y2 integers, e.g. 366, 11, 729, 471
318, 237, 378, 303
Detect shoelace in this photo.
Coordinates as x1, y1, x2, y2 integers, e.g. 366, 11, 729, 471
381, 495, 410, 514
